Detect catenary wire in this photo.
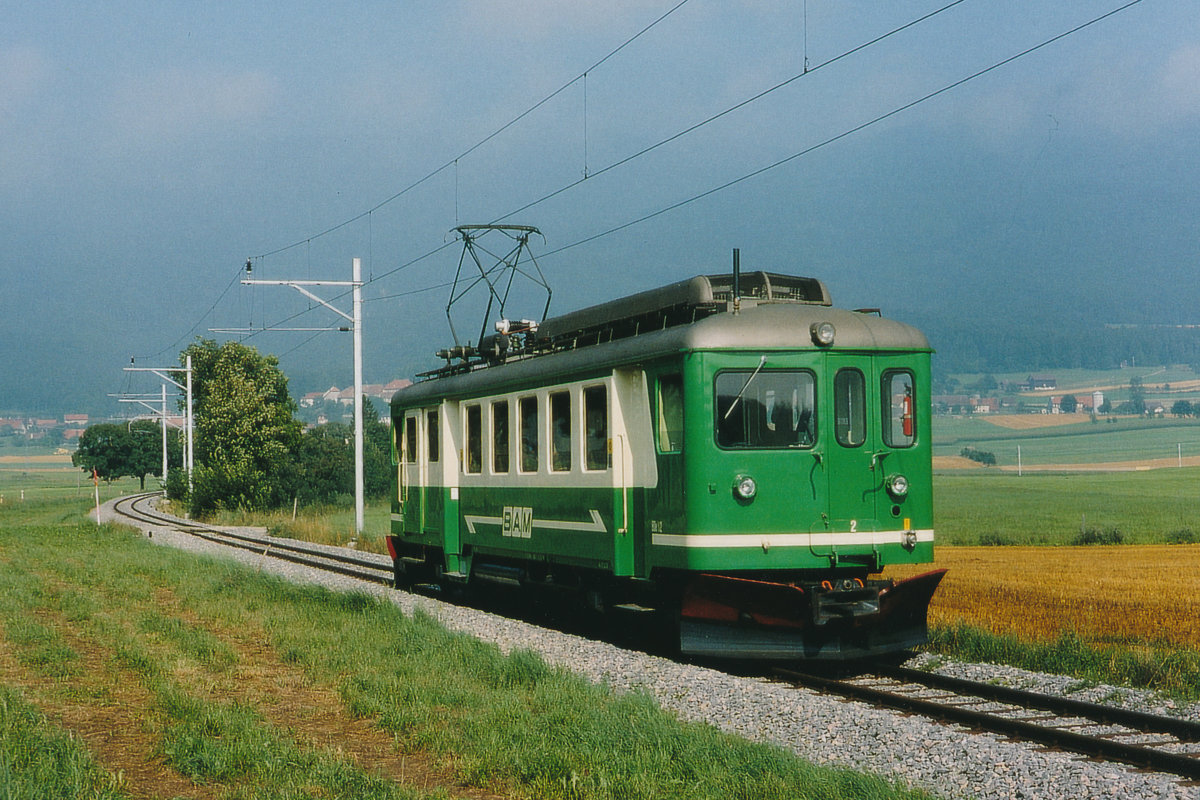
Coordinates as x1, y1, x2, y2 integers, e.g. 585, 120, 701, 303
241, 1, 972, 336
539, 0, 1145, 259
234, 1, 1142, 351
249, 0, 695, 262
493, 0, 969, 224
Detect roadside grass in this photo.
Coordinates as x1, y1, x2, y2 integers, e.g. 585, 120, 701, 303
0, 511, 932, 800
925, 625, 1200, 702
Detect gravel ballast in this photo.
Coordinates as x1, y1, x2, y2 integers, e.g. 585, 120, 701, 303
102, 500, 1199, 800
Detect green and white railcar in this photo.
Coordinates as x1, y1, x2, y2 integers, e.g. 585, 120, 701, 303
388, 271, 943, 659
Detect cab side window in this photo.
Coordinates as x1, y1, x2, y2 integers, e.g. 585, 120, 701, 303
882, 371, 915, 448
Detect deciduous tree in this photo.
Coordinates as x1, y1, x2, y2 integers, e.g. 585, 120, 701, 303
177, 339, 303, 514
72, 420, 180, 490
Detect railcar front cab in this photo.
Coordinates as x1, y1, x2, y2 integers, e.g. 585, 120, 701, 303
662, 325, 943, 659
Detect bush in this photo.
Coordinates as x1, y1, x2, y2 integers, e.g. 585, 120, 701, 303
960, 447, 996, 466
164, 467, 190, 504
1168, 527, 1197, 545
977, 531, 1007, 546
1072, 526, 1124, 546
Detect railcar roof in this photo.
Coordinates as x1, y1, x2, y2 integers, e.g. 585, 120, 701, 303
391, 299, 929, 408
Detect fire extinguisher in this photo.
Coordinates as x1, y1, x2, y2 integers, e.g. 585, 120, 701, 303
902, 388, 914, 438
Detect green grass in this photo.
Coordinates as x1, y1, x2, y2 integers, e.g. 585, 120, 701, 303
0, 505, 932, 800
932, 468, 1200, 545
926, 624, 1200, 701
0, 685, 131, 800
933, 416, 1200, 466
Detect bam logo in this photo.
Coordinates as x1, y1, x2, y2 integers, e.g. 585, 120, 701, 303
502, 506, 533, 538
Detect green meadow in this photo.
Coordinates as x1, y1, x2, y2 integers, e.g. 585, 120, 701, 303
0, 495, 932, 800
934, 416, 1200, 467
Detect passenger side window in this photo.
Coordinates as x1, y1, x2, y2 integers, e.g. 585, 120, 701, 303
519, 396, 539, 473
492, 400, 510, 473
426, 410, 439, 463
550, 391, 572, 472
465, 405, 482, 474
404, 416, 418, 463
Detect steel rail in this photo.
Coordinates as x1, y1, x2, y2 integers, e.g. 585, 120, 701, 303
112, 493, 394, 586
773, 667, 1200, 782
874, 664, 1200, 743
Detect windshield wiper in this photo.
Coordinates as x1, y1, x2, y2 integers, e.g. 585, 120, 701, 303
723, 355, 767, 420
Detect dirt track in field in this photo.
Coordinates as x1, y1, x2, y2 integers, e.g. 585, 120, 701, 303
0, 589, 509, 800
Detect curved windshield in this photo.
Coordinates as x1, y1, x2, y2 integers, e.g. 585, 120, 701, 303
715, 370, 815, 449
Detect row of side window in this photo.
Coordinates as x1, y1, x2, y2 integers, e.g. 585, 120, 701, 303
400, 385, 611, 475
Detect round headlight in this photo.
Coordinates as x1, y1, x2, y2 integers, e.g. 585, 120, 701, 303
886, 473, 910, 499
733, 474, 757, 501
810, 321, 836, 347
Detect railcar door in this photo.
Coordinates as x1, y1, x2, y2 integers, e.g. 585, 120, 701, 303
646, 371, 686, 569
399, 410, 425, 534
820, 356, 882, 557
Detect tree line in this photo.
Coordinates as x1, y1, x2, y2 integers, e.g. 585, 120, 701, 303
73, 339, 394, 516
921, 320, 1200, 375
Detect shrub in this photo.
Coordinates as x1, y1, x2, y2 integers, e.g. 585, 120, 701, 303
1072, 526, 1124, 546
1167, 527, 1197, 545
960, 447, 996, 466
977, 531, 1007, 546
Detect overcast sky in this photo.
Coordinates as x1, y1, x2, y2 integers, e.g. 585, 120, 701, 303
3, 1, 1197, 413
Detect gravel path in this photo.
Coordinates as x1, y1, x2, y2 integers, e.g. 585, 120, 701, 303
101, 499, 1199, 800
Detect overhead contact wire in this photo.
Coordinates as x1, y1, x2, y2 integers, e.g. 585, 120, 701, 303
494, 0, 969, 223
542, 0, 1145, 258
249, 0, 694, 262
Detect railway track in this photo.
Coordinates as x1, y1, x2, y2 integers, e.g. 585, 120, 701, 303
774, 664, 1200, 783
111, 492, 395, 586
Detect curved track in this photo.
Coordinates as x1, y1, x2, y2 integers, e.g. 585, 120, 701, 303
111, 492, 395, 586
774, 665, 1200, 783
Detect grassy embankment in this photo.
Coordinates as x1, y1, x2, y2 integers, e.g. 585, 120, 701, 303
0, 495, 931, 800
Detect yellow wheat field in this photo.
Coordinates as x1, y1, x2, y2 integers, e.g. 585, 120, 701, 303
885, 545, 1200, 648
